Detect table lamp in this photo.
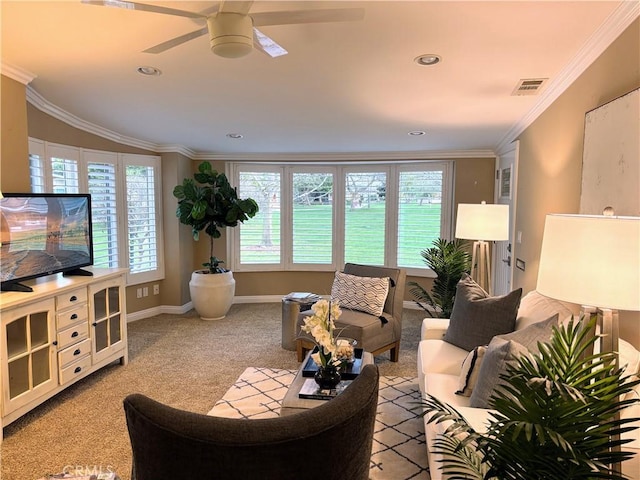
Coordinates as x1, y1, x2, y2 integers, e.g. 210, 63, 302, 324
536, 211, 640, 474
455, 201, 509, 294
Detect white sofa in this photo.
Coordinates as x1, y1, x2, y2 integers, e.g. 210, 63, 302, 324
417, 290, 640, 480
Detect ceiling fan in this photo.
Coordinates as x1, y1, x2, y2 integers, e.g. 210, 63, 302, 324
82, 0, 365, 58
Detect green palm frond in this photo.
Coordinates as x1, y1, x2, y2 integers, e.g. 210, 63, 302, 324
408, 238, 471, 318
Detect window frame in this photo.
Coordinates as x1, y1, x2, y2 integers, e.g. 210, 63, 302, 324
228, 160, 454, 277
27, 139, 164, 286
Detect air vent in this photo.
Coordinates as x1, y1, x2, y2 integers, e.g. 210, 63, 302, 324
512, 78, 548, 96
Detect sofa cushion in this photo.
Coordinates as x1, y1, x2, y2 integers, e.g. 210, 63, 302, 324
331, 271, 390, 317
515, 290, 580, 331
497, 313, 559, 354
417, 339, 469, 393
443, 275, 523, 351
456, 345, 487, 396
469, 337, 529, 408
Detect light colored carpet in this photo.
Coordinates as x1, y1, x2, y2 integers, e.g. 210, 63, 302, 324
0, 303, 425, 480
208, 367, 429, 480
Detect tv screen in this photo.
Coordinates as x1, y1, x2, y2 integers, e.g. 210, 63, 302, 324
0, 193, 93, 292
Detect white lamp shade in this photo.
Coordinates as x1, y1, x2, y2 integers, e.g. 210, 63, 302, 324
537, 214, 640, 311
455, 203, 509, 241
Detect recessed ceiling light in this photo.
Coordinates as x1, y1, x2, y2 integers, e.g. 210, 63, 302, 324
414, 54, 441, 66
136, 66, 162, 76
408, 130, 426, 136
226, 133, 244, 139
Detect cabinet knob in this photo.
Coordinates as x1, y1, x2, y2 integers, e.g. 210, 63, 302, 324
74, 366, 82, 374
53, 341, 58, 346
70, 295, 78, 302
71, 331, 79, 338
73, 349, 81, 356
92, 322, 97, 327
71, 313, 78, 320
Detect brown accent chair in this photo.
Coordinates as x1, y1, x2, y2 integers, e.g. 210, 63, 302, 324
123, 364, 380, 480
296, 263, 406, 362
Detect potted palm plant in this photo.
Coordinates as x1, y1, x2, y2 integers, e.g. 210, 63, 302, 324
174, 161, 258, 320
408, 238, 471, 318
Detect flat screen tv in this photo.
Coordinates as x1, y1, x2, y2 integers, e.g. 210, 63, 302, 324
0, 193, 94, 292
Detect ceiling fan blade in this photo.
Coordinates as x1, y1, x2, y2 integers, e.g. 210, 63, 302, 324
218, 1, 254, 15
143, 27, 208, 54
82, 0, 206, 19
252, 8, 364, 27
253, 28, 287, 58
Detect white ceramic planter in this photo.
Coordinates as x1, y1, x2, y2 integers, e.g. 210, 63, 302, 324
189, 270, 236, 320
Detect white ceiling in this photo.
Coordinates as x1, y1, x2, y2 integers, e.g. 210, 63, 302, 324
1, 1, 637, 158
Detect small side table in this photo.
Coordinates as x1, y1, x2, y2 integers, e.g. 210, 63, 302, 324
281, 294, 319, 351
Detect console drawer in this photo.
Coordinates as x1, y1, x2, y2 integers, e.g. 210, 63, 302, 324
58, 338, 91, 368
56, 288, 88, 311
57, 321, 89, 350
56, 304, 88, 331
59, 355, 92, 385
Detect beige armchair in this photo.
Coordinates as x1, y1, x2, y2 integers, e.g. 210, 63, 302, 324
296, 263, 406, 362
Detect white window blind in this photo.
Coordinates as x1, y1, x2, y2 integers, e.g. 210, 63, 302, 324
397, 168, 444, 268
292, 172, 333, 264
344, 171, 386, 266
28, 140, 164, 285
85, 150, 119, 269
237, 170, 281, 265
229, 161, 453, 275
124, 157, 161, 280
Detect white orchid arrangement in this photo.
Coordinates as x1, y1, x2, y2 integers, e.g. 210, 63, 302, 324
300, 299, 343, 368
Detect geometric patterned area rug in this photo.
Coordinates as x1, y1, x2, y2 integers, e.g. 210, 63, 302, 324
207, 367, 430, 480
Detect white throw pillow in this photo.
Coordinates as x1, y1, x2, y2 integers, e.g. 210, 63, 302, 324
330, 271, 390, 317
456, 345, 487, 397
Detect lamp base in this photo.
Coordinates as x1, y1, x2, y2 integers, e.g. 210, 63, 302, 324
470, 240, 492, 294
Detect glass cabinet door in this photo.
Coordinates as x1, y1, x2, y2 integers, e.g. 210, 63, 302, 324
1, 299, 57, 417
90, 280, 124, 364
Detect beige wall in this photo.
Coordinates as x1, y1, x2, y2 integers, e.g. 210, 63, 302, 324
1, 76, 30, 192
513, 19, 639, 346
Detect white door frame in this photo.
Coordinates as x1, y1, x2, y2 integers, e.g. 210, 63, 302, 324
493, 140, 519, 295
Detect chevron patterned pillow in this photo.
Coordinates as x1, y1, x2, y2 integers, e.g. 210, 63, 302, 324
331, 271, 390, 317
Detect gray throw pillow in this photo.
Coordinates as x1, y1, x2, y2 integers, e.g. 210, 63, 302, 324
443, 274, 522, 351
469, 337, 529, 408
497, 313, 559, 354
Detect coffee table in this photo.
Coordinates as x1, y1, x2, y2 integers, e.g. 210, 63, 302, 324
280, 350, 374, 416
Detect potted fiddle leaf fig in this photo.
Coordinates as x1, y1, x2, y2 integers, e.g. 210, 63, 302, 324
408, 238, 471, 318
174, 161, 258, 320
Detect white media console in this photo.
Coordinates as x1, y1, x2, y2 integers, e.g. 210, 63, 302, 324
0, 267, 128, 441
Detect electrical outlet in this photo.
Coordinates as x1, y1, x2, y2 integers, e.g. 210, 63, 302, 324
136, 288, 142, 299
153, 284, 160, 295
143, 287, 149, 297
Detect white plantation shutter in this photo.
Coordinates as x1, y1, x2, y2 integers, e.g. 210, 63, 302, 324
229, 161, 453, 275
28, 139, 164, 285
292, 171, 333, 264
238, 170, 281, 265
344, 171, 386, 265
47, 144, 81, 193
28, 139, 46, 193
85, 150, 119, 268
397, 168, 445, 268
124, 156, 163, 282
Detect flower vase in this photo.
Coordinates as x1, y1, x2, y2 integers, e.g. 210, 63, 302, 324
314, 365, 342, 389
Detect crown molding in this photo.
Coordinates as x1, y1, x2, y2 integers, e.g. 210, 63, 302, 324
27, 86, 160, 152
191, 149, 496, 162
495, 1, 640, 153
1, 62, 37, 85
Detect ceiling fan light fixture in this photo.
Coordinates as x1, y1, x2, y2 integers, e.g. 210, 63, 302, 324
208, 14, 254, 58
